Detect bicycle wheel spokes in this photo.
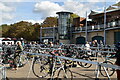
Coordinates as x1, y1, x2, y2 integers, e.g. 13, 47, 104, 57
32, 58, 50, 78
100, 61, 115, 77
20, 54, 28, 65
78, 57, 92, 68
57, 68, 73, 79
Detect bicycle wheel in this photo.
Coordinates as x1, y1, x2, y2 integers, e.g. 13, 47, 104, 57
100, 61, 115, 77
65, 60, 73, 64
57, 68, 73, 79
14, 55, 20, 66
20, 53, 28, 66
77, 57, 92, 68
32, 57, 50, 78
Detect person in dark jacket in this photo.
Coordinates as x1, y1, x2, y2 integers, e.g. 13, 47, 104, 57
115, 42, 120, 80
11, 41, 23, 70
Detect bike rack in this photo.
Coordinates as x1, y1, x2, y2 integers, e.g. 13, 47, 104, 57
24, 51, 120, 80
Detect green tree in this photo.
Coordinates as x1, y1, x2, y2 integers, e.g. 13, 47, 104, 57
41, 17, 58, 27
1, 24, 11, 37
70, 13, 80, 23
1, 21, 41, 41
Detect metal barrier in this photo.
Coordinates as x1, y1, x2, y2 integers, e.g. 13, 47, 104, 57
24, 51, 120, 80
0, 65, 6, 80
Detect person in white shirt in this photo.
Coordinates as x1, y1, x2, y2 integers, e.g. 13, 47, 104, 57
85, 41, 90, 50
85, 41, 91, 55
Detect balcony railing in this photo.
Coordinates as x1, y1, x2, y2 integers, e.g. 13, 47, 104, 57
73, 20, 120, 32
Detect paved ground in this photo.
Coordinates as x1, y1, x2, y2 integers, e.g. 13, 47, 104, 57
6, 57, 117, 80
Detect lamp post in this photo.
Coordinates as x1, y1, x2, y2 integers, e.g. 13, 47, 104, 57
40, 27, 42, 42
85, 11, 88, 42
53, 25, 55, 42
104, 1, 106, 45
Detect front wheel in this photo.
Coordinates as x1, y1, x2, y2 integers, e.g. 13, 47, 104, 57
100, 61, 115, 77
32, 57, 50, 78
19, 53, 28, 66
77, 57, 92, 68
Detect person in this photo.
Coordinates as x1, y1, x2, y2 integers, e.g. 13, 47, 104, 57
85, 41, 90, 50
100, 40, 104, 47
92, 40, 99, 47
85, 41, 91, 55
11, 41, 23, 70
115, 42, 120, 80
49, 41, 54, 47
16, 41, 23, 52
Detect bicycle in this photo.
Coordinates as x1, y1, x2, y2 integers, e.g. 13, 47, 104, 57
99, 54, 115, 77
32, 51, 73, 79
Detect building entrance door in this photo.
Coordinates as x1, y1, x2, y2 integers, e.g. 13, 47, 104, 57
92, 36, 104, 44
114, 32, 120, 44
76, 37, 85, 44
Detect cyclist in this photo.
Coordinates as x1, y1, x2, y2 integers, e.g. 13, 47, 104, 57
115, 42, 120, 80
11, 41, 23, 70
16, 41, 23, 53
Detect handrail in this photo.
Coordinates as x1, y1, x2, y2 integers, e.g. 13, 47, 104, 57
24, 51, 120, 70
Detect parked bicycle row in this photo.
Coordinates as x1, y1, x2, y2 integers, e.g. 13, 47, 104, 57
23, 44, 117, 79
0, 42, 118, 79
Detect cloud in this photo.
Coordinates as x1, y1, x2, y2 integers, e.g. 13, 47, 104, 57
2, 0, 48, 2
34, 1, 64, 19
1, 0, 118, 2
23, 19, 44, 24
0, 2, 15, 22
34, 1, 102, 18
0, 2, 15, 12
2, 13, 14, 21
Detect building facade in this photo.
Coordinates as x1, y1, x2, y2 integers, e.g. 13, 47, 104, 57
40, 2, 120, 45
56, 11, 73, 44
40, 27, 58, 43
73, 8, 120, 45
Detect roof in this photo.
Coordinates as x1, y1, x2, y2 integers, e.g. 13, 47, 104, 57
80, 17, 86, 22
89, 8, 119, 17
106, 6, 117, 11
89, 10, 99, 16
89, 2, 120, 16
112, 2, 120, 7
56, 11, 73, 14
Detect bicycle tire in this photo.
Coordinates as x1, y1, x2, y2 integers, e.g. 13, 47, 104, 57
14, 55, 20, 66
100, 61, 115, 77
57, 68, 73, 79
77, 57, 92, 68
19, 53, 28, 65
32, 57, 50, 78
65, 60, 73, 64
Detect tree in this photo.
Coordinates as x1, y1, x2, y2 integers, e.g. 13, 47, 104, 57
41, 17, 58, 27
1, 24, 11, 37
1, 21, 41, 41
70, 13, 80, 23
